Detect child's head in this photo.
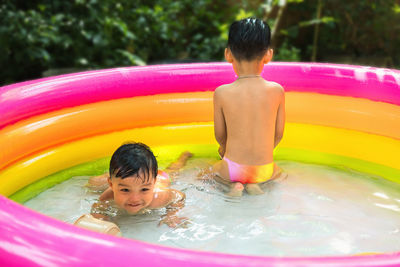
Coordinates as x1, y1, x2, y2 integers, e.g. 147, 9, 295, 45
109, 142, 158, 180
108, 142, 158, 214
227, 17, 271, 62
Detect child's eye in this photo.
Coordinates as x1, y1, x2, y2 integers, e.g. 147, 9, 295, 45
141, 188, 150, 192
120, 188, 129, 192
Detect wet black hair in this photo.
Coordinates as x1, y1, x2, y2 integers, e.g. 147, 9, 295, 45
227, 17, 271, 61
109, 142, 158, 182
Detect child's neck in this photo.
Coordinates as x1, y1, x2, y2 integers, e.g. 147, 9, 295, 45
233, 59, 264, 77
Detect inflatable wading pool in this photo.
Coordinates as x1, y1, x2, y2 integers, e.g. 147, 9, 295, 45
0, 62, 400, 266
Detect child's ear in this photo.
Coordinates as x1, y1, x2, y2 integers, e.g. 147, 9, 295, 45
263, 48, 273, 64
107, 176, 113, 188
225, 48, 234, 63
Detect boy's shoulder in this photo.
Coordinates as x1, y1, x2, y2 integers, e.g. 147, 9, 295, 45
263, 80, 284, 91
215, 83, 232, 92
214, 80, 284, 96
148, 188, 176, 209
213, 83, 233, 100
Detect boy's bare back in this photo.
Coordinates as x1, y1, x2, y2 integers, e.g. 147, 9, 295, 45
214, 78, 284, 165
212, 18, 286, 196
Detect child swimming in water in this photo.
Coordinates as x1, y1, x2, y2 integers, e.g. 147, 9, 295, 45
212, 18, 286, 197
79, 142, 192, 230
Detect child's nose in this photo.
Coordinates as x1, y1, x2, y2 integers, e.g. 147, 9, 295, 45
128, 193, 141, 202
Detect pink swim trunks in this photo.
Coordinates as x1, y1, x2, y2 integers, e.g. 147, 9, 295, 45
223, 157, 274, 184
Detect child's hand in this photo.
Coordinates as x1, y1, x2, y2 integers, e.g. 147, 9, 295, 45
158, 215, 190, 228
196, 167, 214, 180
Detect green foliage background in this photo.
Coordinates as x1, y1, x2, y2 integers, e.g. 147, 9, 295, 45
1, 0, 399, 85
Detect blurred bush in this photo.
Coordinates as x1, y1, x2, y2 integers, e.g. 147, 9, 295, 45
0, 0, 238, 85
1, 0, 399, 85
248, 0, 400, 68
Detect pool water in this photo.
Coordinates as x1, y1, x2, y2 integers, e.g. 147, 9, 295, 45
24, 159, 400, 257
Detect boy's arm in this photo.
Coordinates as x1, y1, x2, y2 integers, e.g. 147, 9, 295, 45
99, 187, 114, 201
89, 188, 114, 220
213, 88, 227, 157
274, 87, 286, 148
90, 203, 110, 220
158, 189, 188, 228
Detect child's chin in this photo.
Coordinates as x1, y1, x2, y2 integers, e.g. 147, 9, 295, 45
126, 209, 140, 215
125, 206, 143, 214
116, 203, 140, 214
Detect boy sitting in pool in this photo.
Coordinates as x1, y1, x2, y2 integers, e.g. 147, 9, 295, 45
81, 142, 192, 229
212, 18, 286, 197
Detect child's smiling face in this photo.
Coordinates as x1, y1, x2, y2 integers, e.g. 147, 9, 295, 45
108, 173, 156, 214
